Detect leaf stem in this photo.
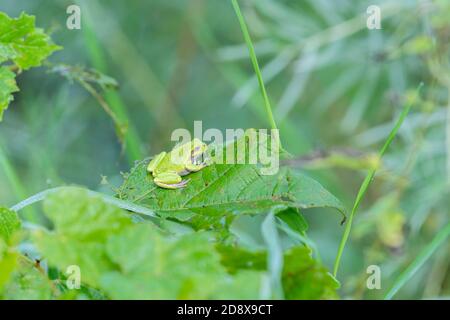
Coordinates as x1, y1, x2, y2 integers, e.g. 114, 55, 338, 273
333, 83, 423, 277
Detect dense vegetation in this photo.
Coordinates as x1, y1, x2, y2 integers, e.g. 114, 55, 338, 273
0, 0, 449, 300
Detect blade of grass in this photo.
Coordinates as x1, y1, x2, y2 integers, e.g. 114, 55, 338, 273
10, 186, 156, 218
231, 0, 279, 134
447, 85, 450, 184
82, 0, 186, 143
384, 222, 450, 300
82, 10, 143, 163
0, 142, 38, 222
261, 211, 284, 299
189, 2, 308, 153
333, 83, 424, 277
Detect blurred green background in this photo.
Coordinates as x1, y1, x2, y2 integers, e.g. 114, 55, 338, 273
0, 0, 449, 299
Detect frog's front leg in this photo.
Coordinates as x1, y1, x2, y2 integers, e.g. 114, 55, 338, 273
185, 156, 211, 173
185, 162, 208, 173
153, 172, 189, 189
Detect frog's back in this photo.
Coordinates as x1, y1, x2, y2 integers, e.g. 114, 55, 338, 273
153, 153, 184, 175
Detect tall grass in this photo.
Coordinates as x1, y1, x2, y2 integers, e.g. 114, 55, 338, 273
0, 142, 37, 222
82, 17, 143, 163
333, 83, 423, 277
231, 0, 279, 134
384, 222, 450, 299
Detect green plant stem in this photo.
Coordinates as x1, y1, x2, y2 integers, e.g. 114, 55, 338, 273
384, 222, 450, 300
231, 0, 279, 133
333, 83, 423, 277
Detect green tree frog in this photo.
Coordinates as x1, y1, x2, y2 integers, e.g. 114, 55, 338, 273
147, 138, 210, 189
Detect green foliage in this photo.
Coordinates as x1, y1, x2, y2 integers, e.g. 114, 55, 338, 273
1, 188, 338, 299
101, 224, 263, 299
282, 247, 339, 299
0, 67, 18, 120
0, 208, 21, 295
33, 188, 133, 287
1, 131, 342, 299
117, 135, 345, 230
2, 258, 54, 300
0, 12, 60, 120
0, 207, 21, 242
0, 239, 18, 293
218, 244, 339, 299
118, 160, 345, 229
333, 84, 423, 277
0, 12, 61, 70
2, 0, 447, 300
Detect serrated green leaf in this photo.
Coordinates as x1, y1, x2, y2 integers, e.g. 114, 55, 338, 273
0, 67, 19, 121
33, 187, 133, 286
117, 152, 345, 229
0, 207, 21, 242
0, 12, 61, 70
101, 224, 263, 299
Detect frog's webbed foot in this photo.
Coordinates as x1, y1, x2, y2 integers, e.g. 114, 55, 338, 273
153, 172, 189, 189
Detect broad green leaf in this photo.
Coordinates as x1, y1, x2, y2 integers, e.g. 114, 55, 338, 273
117, 138, 345, 229
276, 208, 309, 235
0, 208, 20, 293
0, 67, 19, 121
0, 12, 61, 70
282, 247, 339, 299
0, 207, 21, 242
217, 244, 266, 273
31, 187, 261, 299
101, 224, 264, 299
217, 244, 339, 299
0, 239, 18, 292
3, 257, 54, 300
33, 187, 133, 286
